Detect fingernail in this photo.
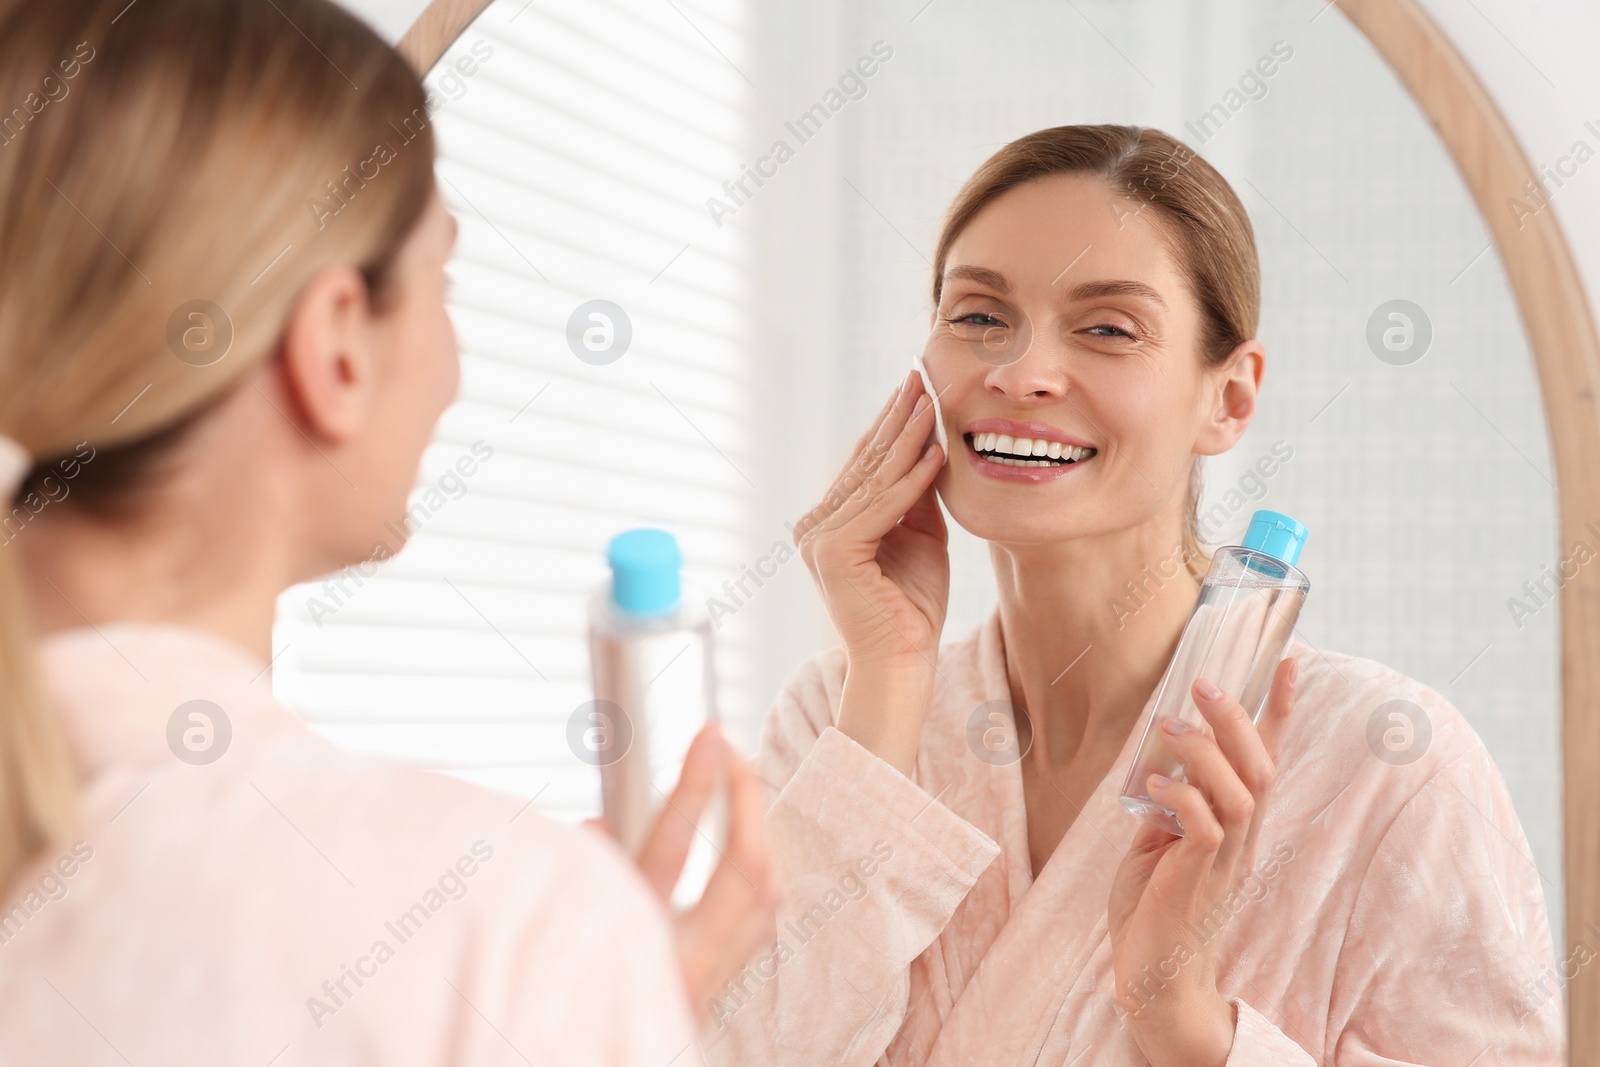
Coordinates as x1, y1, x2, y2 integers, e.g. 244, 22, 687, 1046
912, 395, 930, 416
1288, 659, 1299, 687
1148, 774, 1171, 789
1195, 677, 1222, 701
1161, 716, 1193, 736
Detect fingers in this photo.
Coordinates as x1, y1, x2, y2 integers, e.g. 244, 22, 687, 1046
899, 475, 947, 543
1159, 668, 1297, 875
580, 816, 615, 840
1143, 772, 1225, 886
636, 724, 725, 902
1157, 714, 1254, 872
794, 371, 939, 549
1189, 677, 1276, 797
848, 369, 917, 466
824, 396, 942, 544
719, 732, 777, 901
1254, 657, 1298, 763
674, 739, 781, 1020
794, 371, 915, 545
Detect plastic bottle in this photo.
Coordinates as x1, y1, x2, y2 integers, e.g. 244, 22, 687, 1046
587, 528, 721, 907
1118, 510, 1310, 836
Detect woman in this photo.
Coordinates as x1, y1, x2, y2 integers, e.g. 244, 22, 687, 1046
0, 1, 776, 1062
707, 127, 1563, 1065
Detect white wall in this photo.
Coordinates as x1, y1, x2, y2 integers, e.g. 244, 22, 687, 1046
1420, 0, 1600, 338
334, 0, 427, 44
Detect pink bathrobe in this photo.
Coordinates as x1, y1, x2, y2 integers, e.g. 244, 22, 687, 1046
704, 609, 1565, 1066
0, 621, 700, 1067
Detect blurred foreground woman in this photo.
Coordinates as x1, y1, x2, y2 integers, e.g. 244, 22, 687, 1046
0, 1, 775, 1063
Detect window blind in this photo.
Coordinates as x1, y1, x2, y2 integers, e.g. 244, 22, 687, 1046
272, 0, 754, 823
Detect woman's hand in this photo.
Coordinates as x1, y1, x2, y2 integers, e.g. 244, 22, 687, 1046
631, 725, 781, 1028
1106, 657, 1299, 1067
791, 368, 949, 774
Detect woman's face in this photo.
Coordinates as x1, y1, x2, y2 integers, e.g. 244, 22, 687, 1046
924, 173, 1254, 550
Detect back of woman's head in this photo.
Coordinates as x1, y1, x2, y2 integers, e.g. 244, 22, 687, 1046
0, 0, 435, 887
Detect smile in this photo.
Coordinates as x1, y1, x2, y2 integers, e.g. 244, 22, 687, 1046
966, 432, 1098, 468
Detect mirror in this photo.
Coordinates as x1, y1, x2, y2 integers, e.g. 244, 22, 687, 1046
275, 0, 1588, 1057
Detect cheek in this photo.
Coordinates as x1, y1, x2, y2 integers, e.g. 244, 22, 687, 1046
405, 299, 459, 424
921, 339, 985, 399
428, 300, 460, 397
1083, 363, 1188, 435
376, 300, 458, 472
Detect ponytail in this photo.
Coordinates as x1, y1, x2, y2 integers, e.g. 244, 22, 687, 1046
0, 532, 75, 888
0, 0, 435, 890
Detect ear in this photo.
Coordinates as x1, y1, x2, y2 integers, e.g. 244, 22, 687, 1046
1194, 338, 1264, 456
276, 266, 377, 445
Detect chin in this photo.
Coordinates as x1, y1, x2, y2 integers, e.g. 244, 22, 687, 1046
940, 491, 1087, 547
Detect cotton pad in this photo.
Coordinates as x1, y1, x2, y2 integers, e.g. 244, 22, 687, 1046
911, 351, 950, 461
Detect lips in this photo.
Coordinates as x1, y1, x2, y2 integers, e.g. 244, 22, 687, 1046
956, 418, 1098, 483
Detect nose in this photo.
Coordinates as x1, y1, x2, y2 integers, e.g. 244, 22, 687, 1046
980, 316, 1070, 403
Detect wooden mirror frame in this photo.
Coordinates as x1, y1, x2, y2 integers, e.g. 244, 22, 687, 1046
398, 0, 1600, 1055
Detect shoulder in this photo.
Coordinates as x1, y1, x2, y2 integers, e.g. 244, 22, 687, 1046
120, 711, 668, 945
247, 729, 639, 889
1280, 638, 1481, 777
762, 621, 989, 736
272, 755, 695, 1050
1266, 645, 1558, 1046
755, 622, 989, 782
1271, 637, 1514, 861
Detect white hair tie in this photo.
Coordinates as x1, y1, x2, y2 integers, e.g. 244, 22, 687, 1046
0, 435, 32, 499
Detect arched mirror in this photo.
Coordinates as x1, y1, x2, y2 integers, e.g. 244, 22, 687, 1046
273, 0, 1600, 1057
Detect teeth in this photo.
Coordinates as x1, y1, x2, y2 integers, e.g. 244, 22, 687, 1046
969, 432, 1096, 464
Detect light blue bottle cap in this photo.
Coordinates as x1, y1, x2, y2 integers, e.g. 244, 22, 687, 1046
1241, 510, 1308, 567
607, 528, 682, 616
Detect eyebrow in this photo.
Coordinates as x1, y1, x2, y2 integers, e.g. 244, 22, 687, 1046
943, 264, 1011, 294
1066, 278, 1168, 311
941, 265, 1168, 311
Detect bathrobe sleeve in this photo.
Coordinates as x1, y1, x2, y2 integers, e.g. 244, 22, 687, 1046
1223, 743, 1564, 1066
702, 653, 1001, 1067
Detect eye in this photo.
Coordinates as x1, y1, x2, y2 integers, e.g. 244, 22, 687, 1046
1085, 323, 1134, 339
946, 312, 1007, 329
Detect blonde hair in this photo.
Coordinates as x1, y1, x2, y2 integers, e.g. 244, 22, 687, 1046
0, 0, 435, 888
932, 124, 1262, 578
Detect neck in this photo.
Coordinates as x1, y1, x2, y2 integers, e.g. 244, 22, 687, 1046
14, 475, 300, 669
992, 523, 1202, 769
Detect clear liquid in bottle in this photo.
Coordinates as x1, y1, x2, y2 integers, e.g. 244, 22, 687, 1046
1118, 510, 1310, 836
587, 528, 721, 908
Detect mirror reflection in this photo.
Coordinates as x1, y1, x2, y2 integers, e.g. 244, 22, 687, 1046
277, 0, 1565, 1060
